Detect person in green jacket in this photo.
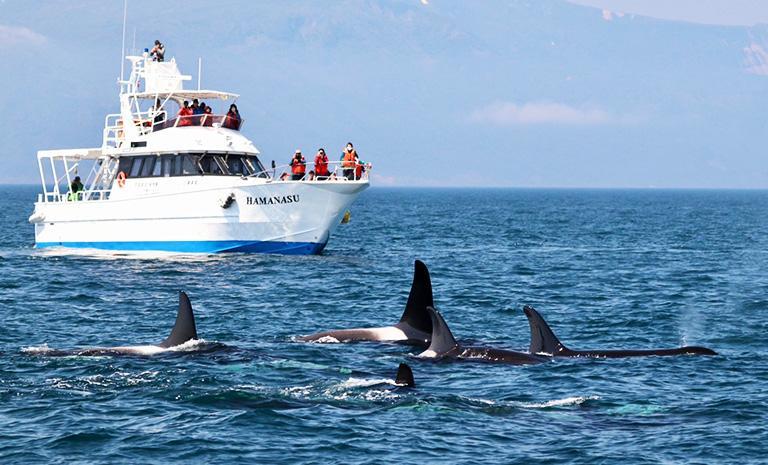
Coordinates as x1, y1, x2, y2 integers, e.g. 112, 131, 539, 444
68, 176, 84, 201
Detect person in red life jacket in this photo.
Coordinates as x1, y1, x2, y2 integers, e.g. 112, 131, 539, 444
177, 100, 193, 126
223, 104, 241, 130
314, 148, 330, 179
202, 104, 213, 127
341, 142, 359, 180
290, 150, 306, 180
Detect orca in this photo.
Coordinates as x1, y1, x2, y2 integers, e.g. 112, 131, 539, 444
419, 306, 549, 365
523, 305, 717, 358
394, 363, 415, 387
25, 292, 200, 356
299, 260, 433, 347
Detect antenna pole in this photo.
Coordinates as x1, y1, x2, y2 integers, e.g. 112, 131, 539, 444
198, 57, 202, 90
120, 0, 128, 81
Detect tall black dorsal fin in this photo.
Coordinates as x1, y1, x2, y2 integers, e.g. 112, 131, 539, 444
158, 291, 198, 348
523, 305, 567, 355
398, 260, 434, 333
395, 363, 415, 387
425, 306, 460, 355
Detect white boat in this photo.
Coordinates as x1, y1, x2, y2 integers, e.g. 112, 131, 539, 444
29, 52, 370, 254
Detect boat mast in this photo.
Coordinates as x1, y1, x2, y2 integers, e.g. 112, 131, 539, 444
119, 0, 128, 81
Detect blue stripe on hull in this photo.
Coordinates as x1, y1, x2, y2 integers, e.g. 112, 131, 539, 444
36, 240, 327, 255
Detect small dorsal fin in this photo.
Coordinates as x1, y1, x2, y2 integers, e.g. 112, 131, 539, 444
424, 306, 459, 355
523, 305, 567, 355
158, 291, 198, 348
395, 363, 415, 387
398, 260, 434, 334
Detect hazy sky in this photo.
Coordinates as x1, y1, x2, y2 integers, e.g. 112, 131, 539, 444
1, 0, 767, 188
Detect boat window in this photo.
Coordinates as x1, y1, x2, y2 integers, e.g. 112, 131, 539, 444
129, 158, 144, 177
226, 155, 246, 176
117, 157, 132, 175
180, 154, 201, 175
151, 156, 163, 177
161, 155, 175, 177
244, 155, 267, 177
199, 154, 229, 175
141, 156, 156, 177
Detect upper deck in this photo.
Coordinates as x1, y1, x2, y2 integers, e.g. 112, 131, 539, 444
101, 53, 245, 152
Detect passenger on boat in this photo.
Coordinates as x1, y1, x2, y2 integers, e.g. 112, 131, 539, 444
290, 150, 306, 181
223, 104, 241, 130
68, 176, 84, 201
178, 101, 193, 126
190, 99, 201, 124
194, 101, 207, 126
307, 170, 316, 181
203, 105, 213, 127
150, 40, 165, 62
342, 142, 359, 180
280, 172, 290, 181
314, 148, 330, 179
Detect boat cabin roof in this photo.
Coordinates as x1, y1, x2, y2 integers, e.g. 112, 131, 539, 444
128, 89, 239, 102
37, 148, 103, 161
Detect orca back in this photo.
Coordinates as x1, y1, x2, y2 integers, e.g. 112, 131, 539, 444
524, 305, 717, 358
158, 291, 198, 348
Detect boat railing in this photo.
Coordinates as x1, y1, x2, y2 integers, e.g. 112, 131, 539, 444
254, 160, 372, 182
152, 114, 243, 132
103, 113, 244, 148
39, 188, 113, 204
102, 110, 156, 148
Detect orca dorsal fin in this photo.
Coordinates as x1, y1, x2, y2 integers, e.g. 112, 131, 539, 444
158, 291, 198, 348
424, 306, 460, 355
395, 363, 415, 387
523, 305, 567, 355
398, 260, 434, 334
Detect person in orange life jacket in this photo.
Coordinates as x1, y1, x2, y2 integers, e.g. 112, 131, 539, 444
341, 142, 359, 180
224, 104, 241, 130
290, 150, 306, 180
314, 148, 330, 179
178, 101, 193, 126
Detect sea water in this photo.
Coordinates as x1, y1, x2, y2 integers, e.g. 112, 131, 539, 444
0, 186, 766, 463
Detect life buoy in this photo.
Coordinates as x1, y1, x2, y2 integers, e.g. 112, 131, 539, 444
117, 171, 127, 188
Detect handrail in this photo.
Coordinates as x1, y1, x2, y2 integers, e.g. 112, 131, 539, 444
38, 158, 371, 204
252, 159, 372, 182
102, 112, 244, 149
153, 114, 244, 131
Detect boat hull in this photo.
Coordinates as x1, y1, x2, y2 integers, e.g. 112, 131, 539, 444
32, 178, 368, 255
